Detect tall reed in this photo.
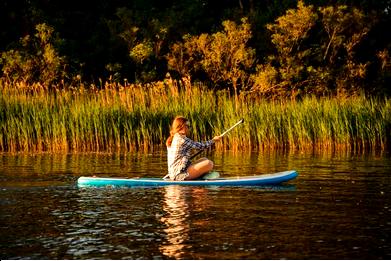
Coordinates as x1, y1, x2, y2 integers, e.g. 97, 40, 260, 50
0, 80, 389, 152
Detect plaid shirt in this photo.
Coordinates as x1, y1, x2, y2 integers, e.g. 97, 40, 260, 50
167, 133, 214, 179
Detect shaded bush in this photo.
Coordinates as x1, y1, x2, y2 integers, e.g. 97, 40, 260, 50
0, 23, 67, 89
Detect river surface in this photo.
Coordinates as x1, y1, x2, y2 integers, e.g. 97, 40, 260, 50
0, 150, 390, 259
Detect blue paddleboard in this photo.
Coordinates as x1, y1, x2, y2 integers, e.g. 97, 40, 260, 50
77, 170, 298, 187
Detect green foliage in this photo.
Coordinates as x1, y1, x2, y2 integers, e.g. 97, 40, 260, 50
130, 41, 154, 64
0, 23, 67, 88
166, 1, 386, 98
257, 1, 318, 97
1, 1, 389, 97
199, 18, 255, 93
108, 7, 171, 83
267, 1, 318, 55
168, 18, 255, 102
166, 34, 202, 79
319, 5, 374, 94
251, 1, 379, 98
250, 64, 279, 96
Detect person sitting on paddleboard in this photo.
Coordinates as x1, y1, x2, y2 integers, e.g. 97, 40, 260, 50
166, 116, 222, 180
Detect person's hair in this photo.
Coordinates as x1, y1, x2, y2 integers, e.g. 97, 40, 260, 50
166, 116, 188, 147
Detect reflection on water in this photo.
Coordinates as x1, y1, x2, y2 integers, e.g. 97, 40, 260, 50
159, 186, 189, 258
159, 186, 219, 259
1, 150, 391, 259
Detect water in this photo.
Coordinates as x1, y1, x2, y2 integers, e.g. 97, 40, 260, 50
1, 150, 390, 259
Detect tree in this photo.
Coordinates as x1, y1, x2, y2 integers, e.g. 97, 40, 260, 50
167, 18, 256, 105
0, 23, 67, 88
263, 0, 318, 97
166, 34, 202, 81
319, 5, 374, 94
252, 1, 377, 98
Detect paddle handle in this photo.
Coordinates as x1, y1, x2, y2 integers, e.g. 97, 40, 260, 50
190, 119, 244, 159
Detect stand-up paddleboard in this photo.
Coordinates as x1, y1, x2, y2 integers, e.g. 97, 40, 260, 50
77, 170, 298, 187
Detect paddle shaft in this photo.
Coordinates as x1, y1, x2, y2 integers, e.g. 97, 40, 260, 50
190, 119, 244, 159
220, 119, 245, 136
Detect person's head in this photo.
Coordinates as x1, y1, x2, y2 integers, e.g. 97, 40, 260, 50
166, 116, 191, 147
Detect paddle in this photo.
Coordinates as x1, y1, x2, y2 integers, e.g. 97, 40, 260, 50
190, 118, 244, 159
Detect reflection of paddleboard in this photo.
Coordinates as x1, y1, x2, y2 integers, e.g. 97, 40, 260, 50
77, 170, 298, 187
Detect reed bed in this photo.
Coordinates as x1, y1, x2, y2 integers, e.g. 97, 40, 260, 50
0, 80, 390, 152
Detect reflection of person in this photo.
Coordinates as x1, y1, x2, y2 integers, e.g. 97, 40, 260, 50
166, 116, 222, 180
159, 186, 189, 259
159, 186, 210, 259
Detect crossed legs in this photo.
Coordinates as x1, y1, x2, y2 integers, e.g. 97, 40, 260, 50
186, 157, 214, 180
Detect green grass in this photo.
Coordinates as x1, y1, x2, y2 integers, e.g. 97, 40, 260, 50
0, 81, 390, 152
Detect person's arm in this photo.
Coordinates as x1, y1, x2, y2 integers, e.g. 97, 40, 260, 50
182, 136, 215, 150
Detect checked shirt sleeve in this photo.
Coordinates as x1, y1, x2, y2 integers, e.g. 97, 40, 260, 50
181, 136, 214, 150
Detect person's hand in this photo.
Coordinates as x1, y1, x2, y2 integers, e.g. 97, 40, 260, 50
212, 135, 222, 142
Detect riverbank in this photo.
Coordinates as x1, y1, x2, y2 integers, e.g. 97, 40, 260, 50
1, 81, 390, 152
